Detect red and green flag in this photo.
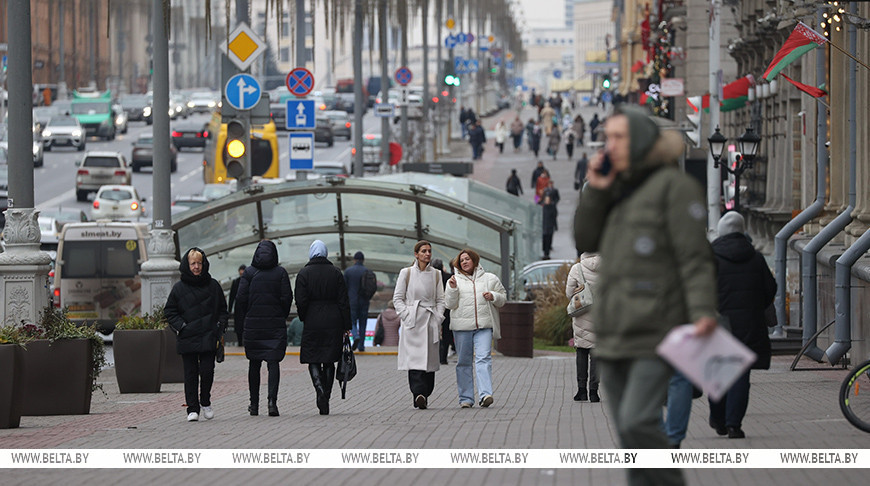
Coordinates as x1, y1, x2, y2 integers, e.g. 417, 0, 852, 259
763, 22, 827, 81
721, 76, 754, 112
780, 73, 827, 98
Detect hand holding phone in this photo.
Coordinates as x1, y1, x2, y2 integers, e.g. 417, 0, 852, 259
597, 153, 613, 176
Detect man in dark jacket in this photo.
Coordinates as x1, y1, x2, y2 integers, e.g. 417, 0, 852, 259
709, 211, 776, 439
589, 114, 600, 141
344, 251, 371, 352
531, 161, 546, 189
542, 195, 557, 259
164, 247, 228, 422
236, 240, 292, 417
469, 120, 486, 160
228, 264, 246, 345
574, 105, 717, 485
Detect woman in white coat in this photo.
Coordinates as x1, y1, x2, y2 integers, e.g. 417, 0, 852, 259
566, 253, 601, 402
393, 240, 446, 410
445, 249, 507, 408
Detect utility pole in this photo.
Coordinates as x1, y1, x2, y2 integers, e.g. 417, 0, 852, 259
296, 0, 308, 181
400, 5, 409, 161
421, 0, 430, 162
151, 0, 171, 229
58, 0, 67, 99
379, 0, 390, 169
707, 0, 721, 237
352, 0, 364, 177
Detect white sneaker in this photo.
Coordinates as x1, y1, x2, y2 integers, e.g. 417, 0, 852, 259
201, 406, 214, 420
187, 412, 199, 422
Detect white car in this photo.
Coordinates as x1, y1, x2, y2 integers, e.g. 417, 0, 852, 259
91, 185, 146, 221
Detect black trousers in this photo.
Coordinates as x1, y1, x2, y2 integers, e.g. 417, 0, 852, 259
543, 233, 554, 257
181, 351, 216, 414
408, 370, 435, 398
575, 348, 599, 391
439, 311, 454, 364
248, 359, 280, 403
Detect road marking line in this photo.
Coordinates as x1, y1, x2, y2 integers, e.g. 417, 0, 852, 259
37, 189, 76, 211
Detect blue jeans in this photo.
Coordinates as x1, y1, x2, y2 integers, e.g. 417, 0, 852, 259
663, 371, 693, 446
453, 328, 493, 404
349, 301, 369, 350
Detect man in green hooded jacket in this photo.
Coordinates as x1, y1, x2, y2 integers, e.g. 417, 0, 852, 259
574, 106, 718, 486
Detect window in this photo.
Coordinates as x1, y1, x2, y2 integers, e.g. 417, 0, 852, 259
83, 157, 121, 168
280, 47, 290, 62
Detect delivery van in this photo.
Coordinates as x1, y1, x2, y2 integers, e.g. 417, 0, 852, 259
54, 222, 149, 335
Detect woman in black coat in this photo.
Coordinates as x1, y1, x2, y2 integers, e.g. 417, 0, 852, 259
164, 247, 228, 423
295, 240, 352, 415
709, 212, 777, 439
236, 240, 292, 417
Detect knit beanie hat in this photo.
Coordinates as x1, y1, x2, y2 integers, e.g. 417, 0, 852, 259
717, 211, 745, 236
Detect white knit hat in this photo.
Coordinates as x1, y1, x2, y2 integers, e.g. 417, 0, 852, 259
717, 211, 745, 236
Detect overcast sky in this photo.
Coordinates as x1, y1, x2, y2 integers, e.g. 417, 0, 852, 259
516, 0, 566, 30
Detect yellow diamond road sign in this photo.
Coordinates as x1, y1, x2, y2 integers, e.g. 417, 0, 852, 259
220, 22, 266, 71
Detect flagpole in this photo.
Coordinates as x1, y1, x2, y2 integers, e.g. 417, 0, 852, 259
827, 41, 870, 72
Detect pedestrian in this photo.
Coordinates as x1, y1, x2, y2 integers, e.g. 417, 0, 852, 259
573, 115, 586, 147
343, 251, 374, 352
459, 106, 470, 139
228, 264, 246, 345
574, 105, 718, 485
529, 120, 542, 158
540, 102, 556, 136
374, 301, 401, 346
543, 179, 561, 210
506, 169, 523, 196
589, 114, 600, 142
547, 128, 561, 160
565, 129, 575, 160
295, 240, 352, 415
510, 116, 524, 152
393, 240, 446, 410
469, 120, 486, 160
542, 195, 557, 259
531, 161, 546, 191
709, 211, 776, 439
494, 120, 508, 154
445, 249, 507, 408
236, 240, 293, 417
567, 253, 601, 402
164, 247, 228, 423
535, 169, 551, 204
574, 153, 589, 190
431, 259, 455, 366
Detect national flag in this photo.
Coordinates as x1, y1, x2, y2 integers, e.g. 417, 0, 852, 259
780, 73, 827, 98
721, 76, 753, 112
763, 22, 827, 81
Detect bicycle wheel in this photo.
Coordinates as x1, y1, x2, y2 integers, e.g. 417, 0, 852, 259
840, 359, 870, 433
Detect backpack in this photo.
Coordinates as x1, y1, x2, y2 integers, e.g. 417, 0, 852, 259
359, 269, 377, 301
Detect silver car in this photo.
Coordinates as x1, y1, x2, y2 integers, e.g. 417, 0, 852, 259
42, 116, 86, 151
75, 151, 133, 201
324, 110, 351, 140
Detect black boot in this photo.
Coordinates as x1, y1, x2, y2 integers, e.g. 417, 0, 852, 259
248, 400, 258, 416
308, 364, 325, 414
267, 399, 279, 417
574, 388, 587, 401
320, 365, 335, 415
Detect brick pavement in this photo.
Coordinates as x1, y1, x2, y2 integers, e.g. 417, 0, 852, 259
1, 348, 866, 485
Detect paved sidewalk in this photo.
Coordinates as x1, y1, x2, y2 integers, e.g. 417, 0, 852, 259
0, 349, 865, 484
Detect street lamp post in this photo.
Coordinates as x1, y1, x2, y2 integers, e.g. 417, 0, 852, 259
708, 126, 761, 213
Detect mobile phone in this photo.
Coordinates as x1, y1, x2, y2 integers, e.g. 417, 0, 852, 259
597, 153, 613, 176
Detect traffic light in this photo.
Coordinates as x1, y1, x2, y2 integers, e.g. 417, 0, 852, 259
444, 73, 460, 87
224, 118, 249, 179
602, 76, 611, 89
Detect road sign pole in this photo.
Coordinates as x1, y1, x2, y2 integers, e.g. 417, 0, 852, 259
379, 0, 390, 170
400, 11, 409, 164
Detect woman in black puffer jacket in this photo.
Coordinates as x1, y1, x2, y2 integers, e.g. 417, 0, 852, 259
236, 240, 293, 417
164, 247, 228, 423
295, 240, 351, 415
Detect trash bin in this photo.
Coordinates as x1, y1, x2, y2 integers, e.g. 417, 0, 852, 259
496, 301, 535, 358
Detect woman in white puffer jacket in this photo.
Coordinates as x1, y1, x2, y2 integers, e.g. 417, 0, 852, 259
566, 252, 601, 402
444, 249, 507, 408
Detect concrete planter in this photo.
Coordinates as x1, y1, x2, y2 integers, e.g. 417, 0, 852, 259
21, 339, 93, 416
160, 327, 185, 383
114, 329, 166, 393
0, 344, 25, 428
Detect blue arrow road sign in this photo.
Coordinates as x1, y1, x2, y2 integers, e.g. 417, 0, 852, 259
225, 74, 261, 111
286, 99, 315, 130
289, 132, 315, 170
444, 34, 458, 49
553, 70, 562, 79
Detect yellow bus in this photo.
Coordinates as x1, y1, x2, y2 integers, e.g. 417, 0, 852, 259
202, 112, 280, 183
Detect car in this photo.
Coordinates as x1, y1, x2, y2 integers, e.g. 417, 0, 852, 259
0, 124, 43, 167
171, 194, 209, 216
38, 207, 89, 248
171, 93, 190, 119
171, 120, 209, 150
188, 91, 219, 113
314, 116, 335, 146
310, 160, 349, 179
42, 116, 86, 151
118, 94, 153, 124
33, 106, 62, 132
519, 259, 575, 300
91, 185, 146, 221
112, 104, 129, 134
353, 133, 383, 171
75, 151, 132, 201
270, 102, 287, 130
323, 110, 351, 140
131, 132, 178, 173
202, 183, 234, 200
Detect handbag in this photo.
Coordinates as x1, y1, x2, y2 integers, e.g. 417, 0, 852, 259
215, 335, 225, 363
336, 334, 357, 399
566, 263, 593, 317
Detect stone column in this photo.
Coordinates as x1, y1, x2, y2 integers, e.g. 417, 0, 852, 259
0, 209, 52, 326
139, 229, 180, 314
